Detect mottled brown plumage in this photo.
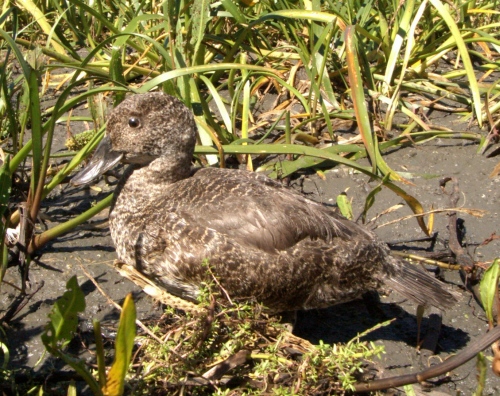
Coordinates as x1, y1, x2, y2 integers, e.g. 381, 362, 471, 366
73, 92, 457, 312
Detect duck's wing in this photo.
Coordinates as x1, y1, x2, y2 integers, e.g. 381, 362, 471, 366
137, 207, 385, 310
161, 168, 375, 253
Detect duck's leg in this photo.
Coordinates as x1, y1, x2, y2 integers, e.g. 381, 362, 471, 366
113, 260, 204, 314
277, 310, 298, 332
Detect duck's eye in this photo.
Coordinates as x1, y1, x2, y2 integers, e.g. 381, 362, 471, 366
128, 117, 141, 128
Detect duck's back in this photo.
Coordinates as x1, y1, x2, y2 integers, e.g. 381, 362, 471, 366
168, 168, 372, 248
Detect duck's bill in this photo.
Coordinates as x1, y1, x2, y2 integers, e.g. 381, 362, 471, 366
71, 136, 123, 186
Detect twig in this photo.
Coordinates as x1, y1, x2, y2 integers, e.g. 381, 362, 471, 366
353, 325, 500, 392
373, 206, 486, 230
440, 178, 478, 301
440, 178, 475, 269
0, 280, 44, 324
391, 251, 461, 270
204, 260, 233, 305
77, 260, 164, 344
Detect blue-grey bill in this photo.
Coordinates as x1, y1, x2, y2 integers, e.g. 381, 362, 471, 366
71, 136, 123, 186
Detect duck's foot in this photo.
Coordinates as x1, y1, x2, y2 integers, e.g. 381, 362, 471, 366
113, 260, 203, 314
275, 310, 298, 332
362, 290, 387, 320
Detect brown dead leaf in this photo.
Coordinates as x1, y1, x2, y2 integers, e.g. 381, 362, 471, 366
489, 161, 500, 178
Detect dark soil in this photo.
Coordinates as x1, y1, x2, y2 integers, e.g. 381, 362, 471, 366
1, 103, 499, 395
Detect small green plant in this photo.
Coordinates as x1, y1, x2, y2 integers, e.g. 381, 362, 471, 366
127, 280, 385, 395
41, 276, 137, 395
336, 191, 354, 220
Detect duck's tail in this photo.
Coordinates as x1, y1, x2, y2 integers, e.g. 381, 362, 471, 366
383, 257, 459, 310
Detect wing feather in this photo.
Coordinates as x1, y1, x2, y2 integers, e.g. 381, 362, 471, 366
155, 168, 371, 253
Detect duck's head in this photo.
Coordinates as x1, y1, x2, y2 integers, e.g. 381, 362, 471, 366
72, 92, 197, 185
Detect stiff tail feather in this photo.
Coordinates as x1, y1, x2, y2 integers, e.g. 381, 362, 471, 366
383, 258, 459, 310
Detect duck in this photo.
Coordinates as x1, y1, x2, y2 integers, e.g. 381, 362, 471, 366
72, 92, 457, 313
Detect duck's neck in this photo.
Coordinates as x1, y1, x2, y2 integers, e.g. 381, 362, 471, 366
141, 156, 193, 184
113, 156, 192, 209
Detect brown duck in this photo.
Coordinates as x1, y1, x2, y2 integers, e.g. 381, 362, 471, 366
73, 92, 457, 312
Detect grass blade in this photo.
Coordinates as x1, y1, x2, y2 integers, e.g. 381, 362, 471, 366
381, 0, 415, 94
345, 26, 407, 183
15, 0, 66, 54
428, 0, 483, 127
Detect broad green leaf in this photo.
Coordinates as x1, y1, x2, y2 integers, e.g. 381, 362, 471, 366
112, 14, 163, 48
403, 384, 416, 396
103, 293, 137, 396
382, 179, 429, 236
139, 63, 281, 94
93, 319, 107, 388
41, 276, 86, 349
39, 272, 98, 394
56, 350, 102, 395
264, 144, 364, 178
253, 9, 338, 25
67, 380, 77, 396
32, 194, 113, 253
10, 85, 127, 174
110, 49, 126, 105
199, 75, 233, 135
475, 352, 487, 396
480, 258, 500, 325
221, 0, 248, 23
29, 61, 54, 228
0, 339, 9, 369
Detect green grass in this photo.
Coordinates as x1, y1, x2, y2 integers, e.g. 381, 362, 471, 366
1, 0, 499, 250
122, 281, 387, 395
